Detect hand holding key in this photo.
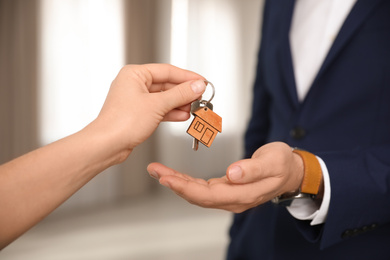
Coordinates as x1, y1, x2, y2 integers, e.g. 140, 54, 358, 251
94, 64, 207, 152
147, 142, 304, 213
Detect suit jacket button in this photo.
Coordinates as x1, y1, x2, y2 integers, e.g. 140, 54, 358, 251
290, 126, 306, 139
342, 229, 352, 238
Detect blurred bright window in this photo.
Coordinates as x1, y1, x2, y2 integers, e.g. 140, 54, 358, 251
39, 0, 125, 145
169, 0, 243, 135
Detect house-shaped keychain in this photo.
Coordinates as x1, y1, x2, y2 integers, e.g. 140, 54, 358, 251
187, 106, 222, 148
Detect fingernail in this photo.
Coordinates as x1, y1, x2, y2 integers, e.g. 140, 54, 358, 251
148, 170, 159, 180
159, 179, 171, 189
191, 80, 206, 94
229, 165, 242, 181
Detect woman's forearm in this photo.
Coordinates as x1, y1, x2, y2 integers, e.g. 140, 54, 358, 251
0, 123, 126, 248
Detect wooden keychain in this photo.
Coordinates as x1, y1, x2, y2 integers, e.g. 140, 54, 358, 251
186, 81, 222, 151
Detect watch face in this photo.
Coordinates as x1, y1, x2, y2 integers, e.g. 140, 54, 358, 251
271, 191, 311, 206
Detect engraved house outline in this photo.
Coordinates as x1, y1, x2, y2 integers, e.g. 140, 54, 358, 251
187, 107, 222, 147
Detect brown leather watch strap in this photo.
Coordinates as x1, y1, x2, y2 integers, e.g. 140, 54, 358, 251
293, 149, 322, 195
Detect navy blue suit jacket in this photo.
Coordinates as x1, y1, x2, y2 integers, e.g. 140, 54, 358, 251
227, 0, 390, 259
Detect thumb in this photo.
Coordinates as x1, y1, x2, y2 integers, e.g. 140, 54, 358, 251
159, 79, 206, 111
227, 158, 263, 184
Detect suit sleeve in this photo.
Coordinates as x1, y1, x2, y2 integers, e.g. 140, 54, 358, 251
311, 145, 390, 249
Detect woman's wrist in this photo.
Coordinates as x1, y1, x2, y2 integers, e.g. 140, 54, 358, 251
81, 120, 133, 167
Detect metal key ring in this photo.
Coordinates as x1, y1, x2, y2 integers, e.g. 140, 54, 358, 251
200, 80, 215, 105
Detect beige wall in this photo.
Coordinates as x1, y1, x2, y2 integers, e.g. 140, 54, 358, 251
0, 0, 40, 164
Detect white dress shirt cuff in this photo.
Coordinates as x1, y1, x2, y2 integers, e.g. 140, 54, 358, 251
286, 156, 331, 226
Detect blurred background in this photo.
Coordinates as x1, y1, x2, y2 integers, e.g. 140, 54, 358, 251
0, 0, 263, 259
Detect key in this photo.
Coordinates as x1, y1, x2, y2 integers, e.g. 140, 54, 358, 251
192, 138, 199, 151
191, 99, 213, 112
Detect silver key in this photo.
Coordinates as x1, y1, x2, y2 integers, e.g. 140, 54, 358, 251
192, 138, 199, 151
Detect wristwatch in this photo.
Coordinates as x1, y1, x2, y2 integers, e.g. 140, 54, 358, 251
272, 148, 323, 206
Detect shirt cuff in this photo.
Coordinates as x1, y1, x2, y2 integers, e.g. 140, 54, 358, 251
286, 156, 331, 225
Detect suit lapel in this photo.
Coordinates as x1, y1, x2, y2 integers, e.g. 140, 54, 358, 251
313, 0, 384, 86
279, 0, 299, 108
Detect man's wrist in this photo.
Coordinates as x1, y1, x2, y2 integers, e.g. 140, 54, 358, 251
272, 148, 323, 206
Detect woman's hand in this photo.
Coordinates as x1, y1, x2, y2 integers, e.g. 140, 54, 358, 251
91, 64, 206, 155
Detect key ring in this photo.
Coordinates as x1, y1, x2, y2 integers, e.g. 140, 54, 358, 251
200, 81, 215, 105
